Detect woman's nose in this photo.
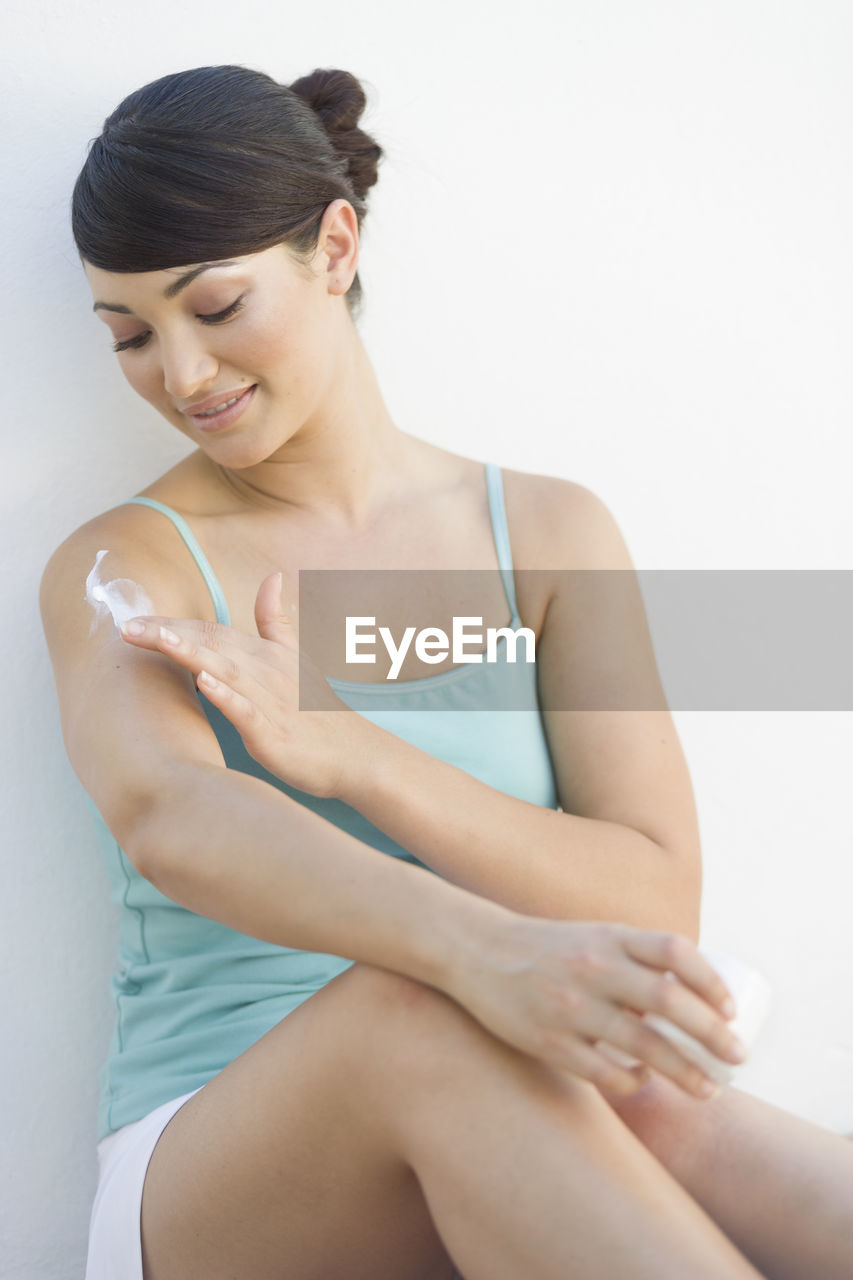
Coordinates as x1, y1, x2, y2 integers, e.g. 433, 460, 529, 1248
160, 337, 220, 401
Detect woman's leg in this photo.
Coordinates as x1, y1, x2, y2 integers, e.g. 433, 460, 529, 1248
603, 1073, 853, 1280
139, 963, 765, 1280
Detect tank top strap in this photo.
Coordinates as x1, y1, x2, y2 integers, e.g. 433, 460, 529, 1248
484, 463, 520, 623
121, 476, 514, 630
119, 496, 231, 625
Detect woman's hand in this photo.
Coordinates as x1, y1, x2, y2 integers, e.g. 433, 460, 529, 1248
448, 917, 744, 1100
118, 571, 368, 799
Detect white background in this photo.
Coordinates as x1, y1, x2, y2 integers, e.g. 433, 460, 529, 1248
2, 2, 851, 1276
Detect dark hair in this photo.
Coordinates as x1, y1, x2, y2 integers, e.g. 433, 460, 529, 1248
71, 64, 383, 316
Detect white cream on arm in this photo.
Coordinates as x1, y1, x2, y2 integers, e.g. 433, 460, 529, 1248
85, 549, 155, 634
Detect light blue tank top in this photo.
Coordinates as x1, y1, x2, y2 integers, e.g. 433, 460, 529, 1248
90, 462, 558, 1139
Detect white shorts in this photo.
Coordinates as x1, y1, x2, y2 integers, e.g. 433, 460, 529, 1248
85, 1086, 467, 1280
84, 1087, 204, 1280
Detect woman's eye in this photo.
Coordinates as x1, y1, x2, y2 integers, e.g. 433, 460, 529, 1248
111, 297, 246, 354
112, 332, 150, 353
198, 296, 246, 325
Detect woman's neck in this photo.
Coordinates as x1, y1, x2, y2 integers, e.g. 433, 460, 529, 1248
210, 325, 419, 528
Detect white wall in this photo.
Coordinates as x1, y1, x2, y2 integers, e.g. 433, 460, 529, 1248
2, 2, 851, 1276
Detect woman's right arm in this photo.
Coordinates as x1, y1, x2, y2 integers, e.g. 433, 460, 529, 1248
39, 517, 505, 990
40, 518, 737, 1098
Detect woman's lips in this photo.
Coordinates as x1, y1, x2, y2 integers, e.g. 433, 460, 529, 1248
185, 384, 257, 431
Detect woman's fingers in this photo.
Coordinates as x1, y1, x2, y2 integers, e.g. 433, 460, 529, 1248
630, 969, 746, 1068
592, 1042, 654, 1094
567, 992, 727, 1101
590, 1004, 726, 1099
588, 928, 749, 1096
120, 615, 258, 657
620, 927, 737, 1019
536, 924, 742, 1100
254, 571, 297, 644
196, 670, 267, 741
556, 1037, 653, 1097
119, 617, 254, 692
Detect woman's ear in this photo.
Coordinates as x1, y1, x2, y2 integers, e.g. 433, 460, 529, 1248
317, 199, 359, 295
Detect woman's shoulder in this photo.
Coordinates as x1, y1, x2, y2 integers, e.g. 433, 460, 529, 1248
499, 465, 631, 571
426, 443, 594, 511
424, 441, 629, 569
40, 452, 216, 628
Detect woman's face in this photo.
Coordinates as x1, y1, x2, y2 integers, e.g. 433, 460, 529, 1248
83, 202, 357, 469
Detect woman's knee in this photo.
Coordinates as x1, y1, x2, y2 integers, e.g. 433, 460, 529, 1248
599, 1070, 716, 1171
341, 964, 608, 1123
332, 960, 450, 1022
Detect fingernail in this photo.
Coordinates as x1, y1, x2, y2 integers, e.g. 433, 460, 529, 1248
721, 996, 737, 1019
159, 626, 181, 647
198, 670, 217, 689
698, 1079, 721, 1099
728, 1036, 748, 1063
121, 620, 145, 637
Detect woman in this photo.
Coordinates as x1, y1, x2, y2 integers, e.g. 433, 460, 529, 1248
41, 64, 851, 1280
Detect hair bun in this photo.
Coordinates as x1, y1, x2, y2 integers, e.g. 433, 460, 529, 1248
289, 67, 382, 201
289, 68, 364, 132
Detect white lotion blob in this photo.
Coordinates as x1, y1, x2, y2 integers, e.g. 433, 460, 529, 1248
85, 549, 155, 634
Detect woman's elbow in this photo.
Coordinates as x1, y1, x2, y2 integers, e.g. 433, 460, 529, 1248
102, 765, 213, 883
664, 844, 703, 945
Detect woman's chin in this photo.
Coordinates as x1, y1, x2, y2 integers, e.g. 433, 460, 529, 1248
196, 432, 294, 473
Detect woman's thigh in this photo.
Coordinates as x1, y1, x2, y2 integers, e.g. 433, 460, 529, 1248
140, 962, 460, 1280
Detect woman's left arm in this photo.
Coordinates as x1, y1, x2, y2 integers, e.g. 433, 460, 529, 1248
338, 480, 703, 939
341, 720, 701, 940
122, 479, 702, 939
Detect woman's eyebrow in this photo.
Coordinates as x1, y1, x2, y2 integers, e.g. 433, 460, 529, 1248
92, 260, 241, 313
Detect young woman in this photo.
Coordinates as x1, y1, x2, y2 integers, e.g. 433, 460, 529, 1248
41, 64, 852, 1280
